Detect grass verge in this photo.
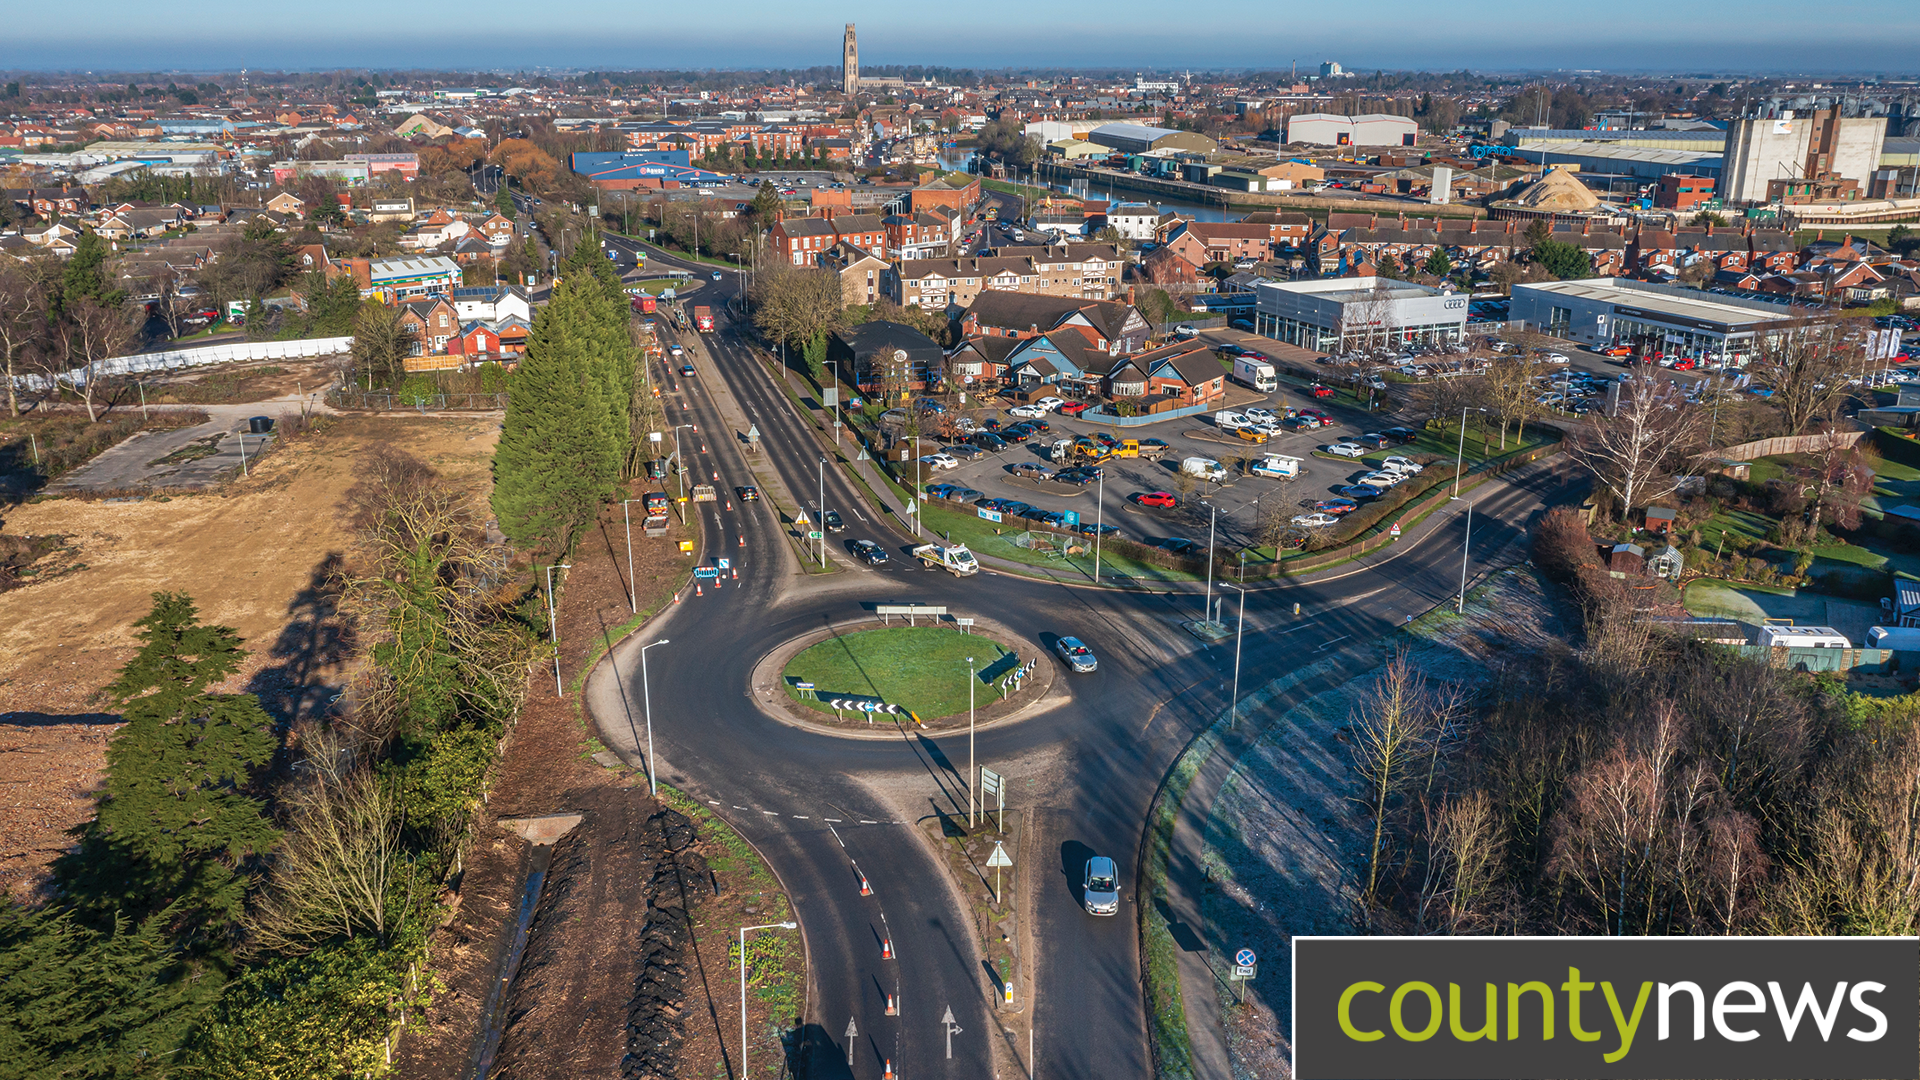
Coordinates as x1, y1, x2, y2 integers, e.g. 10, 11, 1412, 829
782, 626, 1012, 718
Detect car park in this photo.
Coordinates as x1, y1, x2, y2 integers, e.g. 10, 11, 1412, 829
1292, 512, 1341, 528
850, 539, 889, 565
1327, 442, 1368, 458
735, 486, 761, 502
1134, 491, 1178, 508
1083, 855, 1119, 914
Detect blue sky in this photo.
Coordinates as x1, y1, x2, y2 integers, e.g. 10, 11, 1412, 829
2, 1, 1914, 73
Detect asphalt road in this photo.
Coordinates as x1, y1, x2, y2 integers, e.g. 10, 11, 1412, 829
589, 243, 1562, 1079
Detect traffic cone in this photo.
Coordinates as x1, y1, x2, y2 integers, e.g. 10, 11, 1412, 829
883, 1061, 894, 1080
701, 443, 707, 453
696, 583, 703, 597
673, 590, 681, 605
881, 937, 894, 960
738, 535, 745, 547
711, 470, 719, 481
725, 498, 733, 510
714, 577, 723, 590
859, 872, 872, 896
730, 567, 738, 580
885, 993, 897, 1016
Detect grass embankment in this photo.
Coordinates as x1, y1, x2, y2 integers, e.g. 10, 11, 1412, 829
917, 499, 1204, 584
782, 626, 1011, 719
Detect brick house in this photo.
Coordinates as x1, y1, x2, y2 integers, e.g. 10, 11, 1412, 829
397, 297, 459, 355
770, 216, 839, 266
1102, 341, 1227, 405
958, 290, 1150, 354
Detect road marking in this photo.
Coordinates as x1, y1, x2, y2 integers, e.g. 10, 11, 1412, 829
1141, 676, 1208, 735
1315, 634, 1352, 652
1273, 621, 1318, 636
860, 820, 879, 824
733, 805, 748, 810
792, 815, 810, 819
828, 823, 846, 848
708, 799, 722, 804
824, 818, 843, 823
762, 810, 780, 815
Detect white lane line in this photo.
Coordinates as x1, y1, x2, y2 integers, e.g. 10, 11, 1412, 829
827, 823, 846, 848
762, 810, 780, 816
860, 820, 879, 825
1273, 621, 1319, 636
824, 818, 843, 823
1315, 634, 1352, 652
708, 799, 722, 804
792, 815, 810, 819
733, 805, 748, 810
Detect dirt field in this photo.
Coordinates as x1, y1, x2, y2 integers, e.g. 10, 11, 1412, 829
0, 413, 501, 897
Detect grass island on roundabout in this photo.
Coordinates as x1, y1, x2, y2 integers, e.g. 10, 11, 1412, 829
780, 625, 1032, 725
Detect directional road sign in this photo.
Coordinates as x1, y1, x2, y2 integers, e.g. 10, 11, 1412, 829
716, 557, 731, 570
808, 531, 823, 540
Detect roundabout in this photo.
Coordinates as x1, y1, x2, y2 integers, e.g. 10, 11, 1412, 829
752, 617, 1058, 734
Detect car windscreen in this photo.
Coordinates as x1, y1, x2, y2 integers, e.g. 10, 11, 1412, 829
1088, 874, 1115, 891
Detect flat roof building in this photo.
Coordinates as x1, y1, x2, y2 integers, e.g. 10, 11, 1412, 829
1254, 276, 1468, 353
1284, 113, 1418, 148
1509, 278, 1802, 366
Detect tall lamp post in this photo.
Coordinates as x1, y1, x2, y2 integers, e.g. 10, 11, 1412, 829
738, 921, 798, 1080
826, 358, 841, 441
1224, 582, 1246, 729
817, 456, 828, 568
1092, 467, 1105, 582
672, 423, 695, 500
1451, 405, 1488, 499
620, 498, 643, 613
1457, 501, 1474, 614
640, 639, 670, 797
544, 563, 572, 697
1201, 499, 1219, 621
967, 655, 977, 828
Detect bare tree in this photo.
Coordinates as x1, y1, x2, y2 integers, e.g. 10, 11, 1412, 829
58, 297, 136, 422
0, 258, 53, 417
349, 301, 417, 390
1479, 351, 1541, 449
1747, 318, 1861, 435
1564, 373, 1705, 519
1350, 655, 1445, 908
748, 258, 846, 353
1417, 791, 1507, 933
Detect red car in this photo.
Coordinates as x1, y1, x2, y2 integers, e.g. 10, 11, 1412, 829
1671, 357, 1697, 370
1309, 383, 1335, 398
1135, 491, 1178, 509
1297, 409, 1331, 422
1057, 401, 1090, 416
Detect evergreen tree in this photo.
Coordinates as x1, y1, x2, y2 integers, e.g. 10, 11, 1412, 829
562, 239, 635, 462
491, 278, 623, 552
0, 903, 217, 1079
1424, 248, 1452, 278
750, 181, 784, 229
1377, 252, 1401, 279
59, 231, 121, 314
55, 593, 280, 950
494, 185, 515, 222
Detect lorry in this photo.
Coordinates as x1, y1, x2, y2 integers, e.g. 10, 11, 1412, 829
911, 542, 980, 576
642, 515, 671, 537
1250, 454, 1302, 479
693, 305, 714, 332
1231, 356, 1277, 392
630, 293, 657, 314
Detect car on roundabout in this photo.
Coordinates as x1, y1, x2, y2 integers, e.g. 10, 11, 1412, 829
849, 539, 889, 565
1055, 636, 1099, 673
1083, 856, 1120, 915
823, 509, 845, 532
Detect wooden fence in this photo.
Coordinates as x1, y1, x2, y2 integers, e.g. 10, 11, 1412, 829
1714, 430, 1867, 461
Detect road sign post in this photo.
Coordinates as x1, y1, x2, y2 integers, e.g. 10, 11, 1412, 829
1229, 948, 1258, 1004
986, 838, 1012, 903
980, 768, 1006, 833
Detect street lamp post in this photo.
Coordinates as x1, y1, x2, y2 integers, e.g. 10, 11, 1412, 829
1451, 406, 1488, 499
620, 498, 642, 613
1093, 468, 1105, 582
826, 358, 841, 442
672, 423, 694, 500
1202, 500, 1218, 621
738, 921, 798, 1080
968, 655, 977, 828
817, 456, 827, 568
544, 563, 572, 698
640, 639, 669, 797
1457, 500, 1474, 614
1225, 582, 1246, 729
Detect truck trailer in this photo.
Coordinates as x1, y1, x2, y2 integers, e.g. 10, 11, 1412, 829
1231, 356, 1277, 392
693, 305, 714, 332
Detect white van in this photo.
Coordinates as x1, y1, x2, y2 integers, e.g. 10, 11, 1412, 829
1181, 456, 1227, 483
1250, 455, 1301, 479
1212, 411, 1249, 432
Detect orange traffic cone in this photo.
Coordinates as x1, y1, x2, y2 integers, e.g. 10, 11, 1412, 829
731, 567, 738, 580
695, 583, 703, 597
738, 535, 745, 547
714, 577, 723, 590
711, 470, 719, 481
859, 872, 872, 896
885, 993, 897, 1016
881, 937, 894, 961
673, 590, 681, 605
725, 498, 733, 510
883, 1060, 895, 1080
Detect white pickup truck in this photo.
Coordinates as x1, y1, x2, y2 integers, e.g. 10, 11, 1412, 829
911, 543, 980, 576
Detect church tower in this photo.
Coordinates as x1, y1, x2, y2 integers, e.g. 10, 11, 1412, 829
842, 23, 859, 98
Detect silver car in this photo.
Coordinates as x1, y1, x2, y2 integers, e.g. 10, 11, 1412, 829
1055, 636, 1097, 673
1084, 856, 1120, 915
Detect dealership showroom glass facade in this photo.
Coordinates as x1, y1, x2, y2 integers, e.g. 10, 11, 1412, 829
1253, 277, 1470, 352
1509, 279, 1798, 366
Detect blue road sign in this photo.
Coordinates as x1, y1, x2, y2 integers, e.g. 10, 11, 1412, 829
694, 566, 720, 580
1062, 509, 1080, 528
977, 508, 1003, 523
1236, 948, 1257, 968
717, 558, 732, 570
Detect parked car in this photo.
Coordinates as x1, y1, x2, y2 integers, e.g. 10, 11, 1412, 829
1036, 396, 1066, 412
946, 487, 984, 503
1243, 407, 1277, 424
1057, 401, 1090, 416
1292, 512, 1342, 528
1356, 433, 1391, 450
1173, 324, 1198, 338
1357, 471, 1401, 488
1333, 484, 1383, 500
947, 445, 986, 461
1310, 383, 1335, 398
1008, 404, 1046, 419
1077, 522, 1120, 537
1011, 463, 1054, 480
1134, 491, 1177, 509
1326, 442, 1368, 458
917, 453, 960, 471
1083, 855, 1119, 914
850, 539, 889, 565
1213, 411, 1250, 432
980, 499, 1032, 515
1160, 537, 1201, 556
1313, 498, 1360, 515
1383, 426, 1421, 444
972, 433, 1008, 452
1380, 456, 1424, 475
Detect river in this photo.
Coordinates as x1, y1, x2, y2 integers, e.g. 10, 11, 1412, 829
935, 149, 1239, 223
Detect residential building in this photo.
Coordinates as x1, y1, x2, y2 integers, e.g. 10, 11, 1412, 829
817, 241, 890, 307
770, 216, 840, 265
397, 297, 459, 354
959, 290, 1150, 354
